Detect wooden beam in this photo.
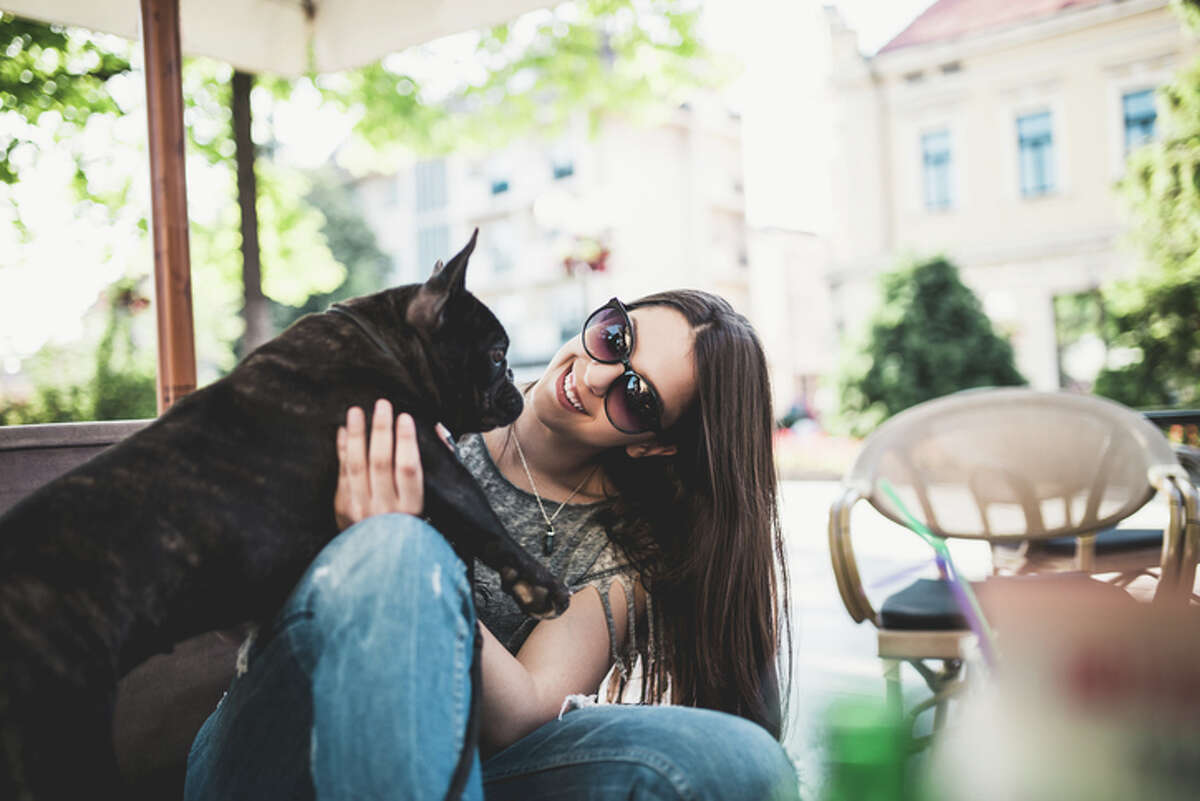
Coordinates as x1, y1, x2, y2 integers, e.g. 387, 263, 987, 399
140, 0, 197, 413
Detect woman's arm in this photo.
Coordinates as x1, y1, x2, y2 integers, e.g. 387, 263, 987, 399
478, 579, 639, 754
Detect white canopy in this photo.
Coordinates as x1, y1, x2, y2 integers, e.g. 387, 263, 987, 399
3, 0, 555, 75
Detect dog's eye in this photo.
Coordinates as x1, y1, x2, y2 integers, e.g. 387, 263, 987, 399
489, 348, 506, 367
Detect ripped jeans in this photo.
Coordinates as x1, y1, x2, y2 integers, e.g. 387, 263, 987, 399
184, 514, 800, 801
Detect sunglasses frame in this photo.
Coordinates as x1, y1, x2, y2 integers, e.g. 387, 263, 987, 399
580, 297, 665, 435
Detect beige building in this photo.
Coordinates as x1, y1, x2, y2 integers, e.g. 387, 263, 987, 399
824, 0, 1196, 390
746, 226, 836, 414
353, 100, 754, 379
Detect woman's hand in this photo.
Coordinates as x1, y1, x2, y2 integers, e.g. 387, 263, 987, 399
334, 399, 425, 530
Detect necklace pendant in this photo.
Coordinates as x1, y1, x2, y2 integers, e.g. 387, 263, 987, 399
543, 528, 556, 556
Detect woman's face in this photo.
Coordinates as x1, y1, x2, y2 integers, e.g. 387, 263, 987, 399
529, 303, 697, 451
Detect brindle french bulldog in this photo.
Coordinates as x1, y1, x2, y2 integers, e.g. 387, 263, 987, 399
0, 230, 569, 801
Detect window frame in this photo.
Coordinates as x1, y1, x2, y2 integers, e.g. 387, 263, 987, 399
920, 127, 955, 212
1121, 87, 1158, 153
1016, 109, 1057, 199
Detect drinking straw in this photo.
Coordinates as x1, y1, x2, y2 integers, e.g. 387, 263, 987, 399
878, 478, 997, 667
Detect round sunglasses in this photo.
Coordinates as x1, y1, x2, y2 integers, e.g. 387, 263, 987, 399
580, 298, 665, 435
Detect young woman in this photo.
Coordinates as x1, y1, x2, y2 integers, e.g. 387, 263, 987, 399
185, 290, 798, 800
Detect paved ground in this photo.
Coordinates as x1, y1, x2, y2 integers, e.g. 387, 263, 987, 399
775, 479, 1170, 796
778, 479, 956, 796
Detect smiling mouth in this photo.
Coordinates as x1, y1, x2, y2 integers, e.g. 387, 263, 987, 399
560, 367, 587, 414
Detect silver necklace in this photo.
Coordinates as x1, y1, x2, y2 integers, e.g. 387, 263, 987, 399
511, 429, 598, 556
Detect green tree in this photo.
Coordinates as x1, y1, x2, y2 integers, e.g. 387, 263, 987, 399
269, 171, 394, 335
91, 278, 157, 420
837, 257, 1026, 436
322, 0, 716, 160
0, 18, 343, 387
0, 277, 156, 424
1096, 0, 1200, 408
0, 14, 129, 187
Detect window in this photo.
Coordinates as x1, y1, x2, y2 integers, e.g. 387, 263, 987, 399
1017, 111, 1055, 197
920, 129, 953, 211
489, 222, 516, 276
490, 179, 510, 195
414, 160, 447, 212
1122, 88, 1156, 152
551, 161, 574, 180
416, 224, 449, 273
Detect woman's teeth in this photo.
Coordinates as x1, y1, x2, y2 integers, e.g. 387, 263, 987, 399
563, 370, 586, 413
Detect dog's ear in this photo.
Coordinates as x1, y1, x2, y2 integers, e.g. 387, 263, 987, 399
406, 229, 478, 331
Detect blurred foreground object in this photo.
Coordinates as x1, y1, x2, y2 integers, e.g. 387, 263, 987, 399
823, 697, 911, 801
929, 583, 1200, 801
828, 388, 1197, 741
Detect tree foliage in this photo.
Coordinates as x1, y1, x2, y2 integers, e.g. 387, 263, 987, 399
269, 171, 394, 334
311, 0, 715, 161
1098, 2, 1200, 408
837, 257, 1026, 436
0, 13, 130, 185
0, 278, 155, 424
0, 2, 715, 422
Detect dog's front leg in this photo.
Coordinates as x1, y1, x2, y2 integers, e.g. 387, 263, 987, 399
412, 424, 569, 619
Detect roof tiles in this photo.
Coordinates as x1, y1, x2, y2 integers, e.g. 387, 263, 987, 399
879, 0, 1110, 53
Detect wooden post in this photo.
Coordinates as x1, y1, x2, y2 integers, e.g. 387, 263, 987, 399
140, 0, 197, 413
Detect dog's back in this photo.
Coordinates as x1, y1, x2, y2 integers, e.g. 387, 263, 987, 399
0, 344, 350, 799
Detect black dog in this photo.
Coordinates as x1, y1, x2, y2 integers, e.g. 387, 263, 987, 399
0, 231, 569, 801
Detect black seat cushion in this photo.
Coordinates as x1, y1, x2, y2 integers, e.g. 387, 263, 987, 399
1039, 528, 1162, 556
879, 574, 1136, 631
879, 578, 969, 631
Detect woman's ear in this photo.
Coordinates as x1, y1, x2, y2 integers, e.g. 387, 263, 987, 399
624, 440, 677, 459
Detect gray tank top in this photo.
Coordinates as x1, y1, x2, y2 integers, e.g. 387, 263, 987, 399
456, 432, 642, 677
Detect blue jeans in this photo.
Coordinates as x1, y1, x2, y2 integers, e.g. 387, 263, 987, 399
185, 514, 800, 800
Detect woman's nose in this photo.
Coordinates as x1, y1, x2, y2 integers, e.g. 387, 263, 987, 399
582, 358, 624, 396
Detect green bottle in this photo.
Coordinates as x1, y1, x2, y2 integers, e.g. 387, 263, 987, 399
822, 697, 910, 801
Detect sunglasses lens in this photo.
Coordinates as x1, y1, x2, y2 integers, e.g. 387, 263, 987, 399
583, 306, 629, 363
605, 374, 661, 434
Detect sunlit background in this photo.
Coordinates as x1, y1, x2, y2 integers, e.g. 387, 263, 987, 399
3, 0, 1196, 443
2, 0, 1199, 797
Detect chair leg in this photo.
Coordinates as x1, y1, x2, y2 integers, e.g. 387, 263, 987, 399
932, 663, 957, 731
882, 659, 902, 720
881, 657, 965, 753
906, 659, 964, 731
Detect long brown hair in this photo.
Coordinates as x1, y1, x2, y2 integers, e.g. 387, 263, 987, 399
598, 289, 792, 739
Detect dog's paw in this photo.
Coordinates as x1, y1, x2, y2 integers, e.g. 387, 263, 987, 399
498, 564, 570, 619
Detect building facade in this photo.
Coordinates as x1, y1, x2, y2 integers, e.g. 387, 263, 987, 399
352, 101, 756, 382
824, 0, 1196, 390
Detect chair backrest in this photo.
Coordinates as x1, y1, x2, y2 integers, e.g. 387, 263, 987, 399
845, 389, 1180, 542
0, 420, 152, 514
